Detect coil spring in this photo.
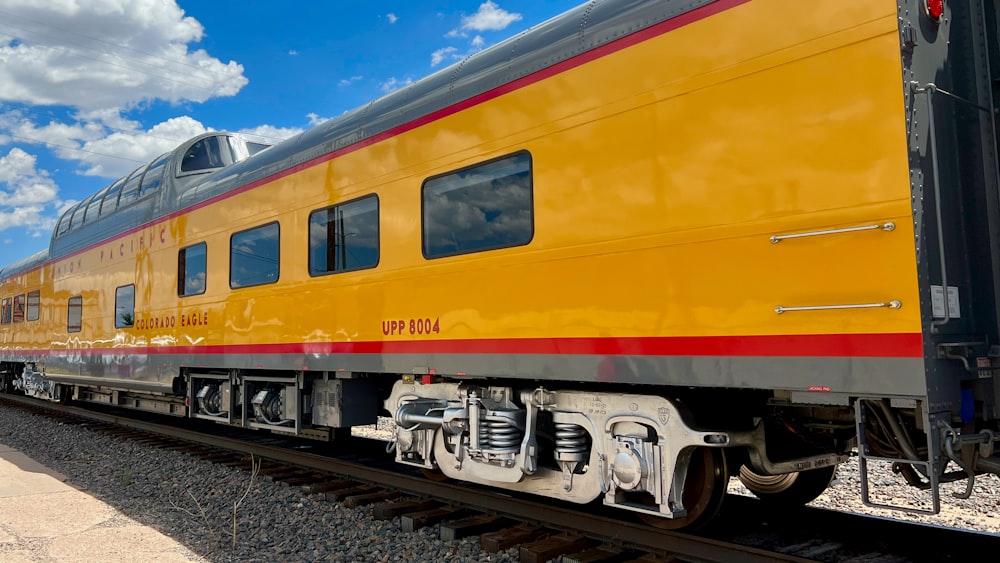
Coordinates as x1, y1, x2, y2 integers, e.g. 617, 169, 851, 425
477, 417, 491, 447
554, 423, 588, 455
484, 419, 521, 450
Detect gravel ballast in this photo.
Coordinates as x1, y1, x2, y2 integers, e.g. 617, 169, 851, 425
0, 407, 517, 563
0, 405, 997, 563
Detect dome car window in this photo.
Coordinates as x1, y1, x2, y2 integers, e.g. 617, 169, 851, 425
83, 186, 110, 225
117, 166, 145, 208
140, 153, 170, 196
99, 176, 127, 218
72, 197, 94, 228
55, 209, 73, 236
181, 136, 228, 173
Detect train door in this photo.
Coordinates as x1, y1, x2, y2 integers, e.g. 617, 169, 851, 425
901, 0, 1000, 423
853, 0, 1000, 516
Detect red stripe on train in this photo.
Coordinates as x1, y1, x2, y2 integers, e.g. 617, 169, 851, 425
9, 333, 924, 358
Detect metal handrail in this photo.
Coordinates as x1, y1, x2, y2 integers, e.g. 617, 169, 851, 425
770, 222, 895, 244
775, 301, 901, 314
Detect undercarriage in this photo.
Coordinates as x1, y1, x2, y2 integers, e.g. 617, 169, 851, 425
7, 358, 1000, 528
384, 378, 847, 527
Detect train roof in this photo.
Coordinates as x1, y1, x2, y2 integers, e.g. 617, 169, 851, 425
45, 131, 270, 261
4, 0, 691, 275
177, 0, 675, 206
0, 248, 49, 279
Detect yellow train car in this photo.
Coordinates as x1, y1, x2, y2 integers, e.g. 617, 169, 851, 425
3, 0, 1000, 528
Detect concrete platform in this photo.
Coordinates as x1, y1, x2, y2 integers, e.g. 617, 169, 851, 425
0, 443, 205, 562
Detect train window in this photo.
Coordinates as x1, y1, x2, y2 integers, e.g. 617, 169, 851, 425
1, 297, 10, 325
309, 195, 379, 276
117, 166, 145, 208
83, 186, 110, 225
12, 294, 25, 323
26, 290, 40, 322
55, 209, 73, 237
56, 204, 80, 236
115, 285, 135, 328
178, 243, 207, 296
99, 177, 127, 218
67, 296, 82, 333
181, 136, 228, 174
422, 151, 533, 259
70, 195, 95, 230
140, 153, 169, 196
230, 222, 280, 289
68, 204, 86, 231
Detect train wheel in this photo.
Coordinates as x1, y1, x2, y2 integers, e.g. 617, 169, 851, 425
737, 464, 836, 508
639, 446, 729, 530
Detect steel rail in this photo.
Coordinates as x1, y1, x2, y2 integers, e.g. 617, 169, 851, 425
0, 394, 814, 563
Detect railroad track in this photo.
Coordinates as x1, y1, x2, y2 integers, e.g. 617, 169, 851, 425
2, 394, 996, 563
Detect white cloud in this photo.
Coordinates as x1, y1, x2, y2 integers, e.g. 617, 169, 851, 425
448, 1, 521, 37
288, 49, 299, 56
76, 108, 142, 131
71, 115, 208, 177
380, 77, 413, 94
238, 124, 302, 145
431, 47, 458, 67
0, 204, 51, 236
0, 0, 248, 112
4, 113, 204, 179
0, 148, 46, 186
3, 109, 304, 179
386, 13, 398, 24
0, 147, 63, 236
306, 113, 331, 126
440, 2, 520, 60
338, 75, 363, 87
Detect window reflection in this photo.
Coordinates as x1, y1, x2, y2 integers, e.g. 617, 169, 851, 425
115, 285, 134, 328
231, 223, 280, 288
141, 154, 169, 195
422, 152, 533, 259
12, 294, 24, 323
67, 296, 82, 333
26, 291, 40, 322
309, 195, 379, 276
178, 243, 208, 296
182, 136, 228, 173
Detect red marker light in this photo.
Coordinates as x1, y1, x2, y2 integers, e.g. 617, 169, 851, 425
421, 375, 433, 385
925, 0, 943, 22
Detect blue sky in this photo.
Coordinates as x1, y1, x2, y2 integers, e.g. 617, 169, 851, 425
0, 0, 580, 268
